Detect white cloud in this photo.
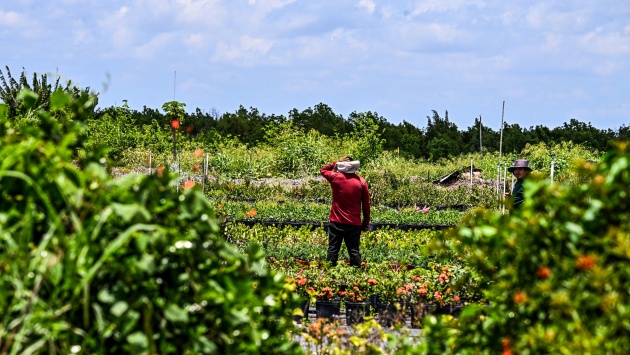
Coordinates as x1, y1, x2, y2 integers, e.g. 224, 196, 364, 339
132, 33, 175, 59
184, 33, 205, 48
579, 28, 630, 56
176, 0, 226, 26
247, 0, 297, 10
358, 0, 376, 15
241, 35, 273, 53
212, 35, 274, 65
0, 10, 25, 27
411, 0, 485, 16
525, 3, 590, 32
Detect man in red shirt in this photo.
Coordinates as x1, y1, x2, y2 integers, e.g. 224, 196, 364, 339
320, 156, 370, 267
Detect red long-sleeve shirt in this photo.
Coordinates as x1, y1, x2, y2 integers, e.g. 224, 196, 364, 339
320, 162, 370, 229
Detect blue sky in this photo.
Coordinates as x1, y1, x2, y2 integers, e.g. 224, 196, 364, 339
2, 0, 629, 131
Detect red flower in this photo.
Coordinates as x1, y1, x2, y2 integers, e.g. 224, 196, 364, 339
514, 291, 527, 304
537, 266, 551, 278
368, 279, 378, 285
576, 255, 596, 271
438, 273, 448, 283
434, 291, 443, 300
193, 164, 201, 172
170, 119, 180, 130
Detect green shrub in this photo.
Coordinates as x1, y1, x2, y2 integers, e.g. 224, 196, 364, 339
423, 142, 630, 354
0, 90, 299, 354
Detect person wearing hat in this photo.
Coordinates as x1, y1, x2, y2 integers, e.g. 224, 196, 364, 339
320, 156, 370, 267
505, 159, 532, 210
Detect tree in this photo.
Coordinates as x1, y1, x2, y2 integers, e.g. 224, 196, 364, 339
425, 110, 462, 160
347, 111, 385, 164
162, 100, 186, 160
0, 66, 96, 119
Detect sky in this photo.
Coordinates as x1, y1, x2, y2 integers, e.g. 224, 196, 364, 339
1, 0, 629, 131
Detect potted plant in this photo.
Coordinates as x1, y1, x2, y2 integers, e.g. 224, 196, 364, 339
309, 274, 344, 323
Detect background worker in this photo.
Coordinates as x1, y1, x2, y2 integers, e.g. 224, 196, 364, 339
505, 159, 532, 210
320, 156, 370, 267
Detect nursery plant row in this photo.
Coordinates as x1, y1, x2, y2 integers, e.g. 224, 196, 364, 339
276, 258, 485, 329
202, 177, 499, 208
223, 222, 457, 266
212, 199, 468, 226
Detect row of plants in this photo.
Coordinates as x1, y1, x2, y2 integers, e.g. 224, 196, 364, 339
203, 177, 498, 209
280, 260, 482, 307
213, 199, 467, 226
223, 222, 456, 265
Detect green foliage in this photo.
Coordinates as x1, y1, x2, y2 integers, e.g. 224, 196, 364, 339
264, 121, 328, 177
347, 112, 385, 164
0, 91, 299, 354
0, 66, 96, 120
424, 142, 630, 353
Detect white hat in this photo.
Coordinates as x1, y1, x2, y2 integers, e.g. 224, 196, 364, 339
335, 161, 360, 174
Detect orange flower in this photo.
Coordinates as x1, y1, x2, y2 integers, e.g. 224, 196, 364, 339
576, 255, 596, 271
186, 125, 194, 134
194, 148, 204, 157
514, 291, 527, 304
183, 180, 195, 189
217, 203, 223, 210
537, 266, 551, 279
453, 295, 460, 302
157, 166, 165, 177
193, 164, 201, 172
245, 208, 257, 218
170, 119, 180, 130
367, 279, 378, 285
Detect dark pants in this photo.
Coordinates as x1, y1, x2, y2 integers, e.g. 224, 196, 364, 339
327, 222, 362, 267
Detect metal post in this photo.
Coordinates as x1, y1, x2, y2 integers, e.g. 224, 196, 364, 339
499, 101, 505, 159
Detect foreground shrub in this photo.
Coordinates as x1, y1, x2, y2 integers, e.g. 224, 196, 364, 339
424, 142, 630, 354
0, 91, 299, 354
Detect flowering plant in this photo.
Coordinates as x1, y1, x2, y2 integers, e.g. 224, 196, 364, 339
344, 278, 378, 303
308, 275, 345, 301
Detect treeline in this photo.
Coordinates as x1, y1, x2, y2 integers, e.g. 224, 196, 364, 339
98, 102, 629, 160
2, 66, 628, 161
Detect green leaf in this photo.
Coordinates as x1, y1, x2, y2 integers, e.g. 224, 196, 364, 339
126, 331, 149, 352
97, 288, 116, 304
164, 304, 189, 323
111, 203, 150, 223
50, 90, 70, 110
17, 89, 38, 109
110, 301, 129, 317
